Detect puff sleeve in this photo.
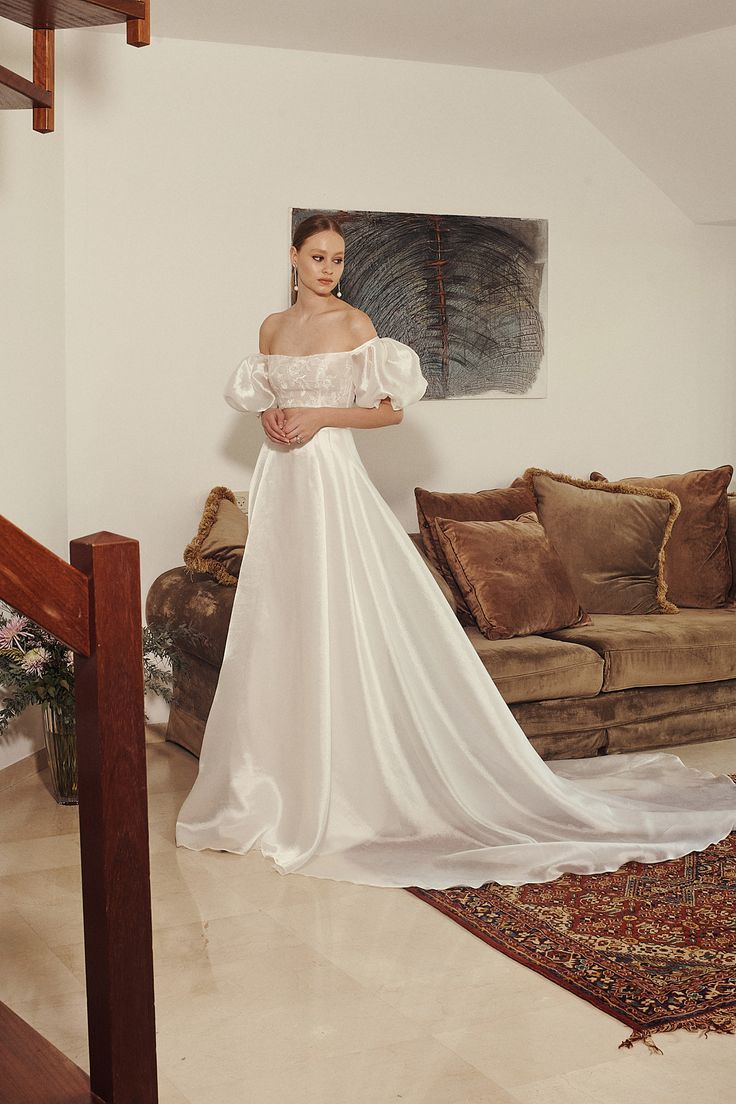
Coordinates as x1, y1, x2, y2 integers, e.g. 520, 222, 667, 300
223, 354, 278, 415
353, 337, 428, 411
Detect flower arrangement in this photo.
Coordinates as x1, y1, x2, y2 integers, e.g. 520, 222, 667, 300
0, 600, 206, 802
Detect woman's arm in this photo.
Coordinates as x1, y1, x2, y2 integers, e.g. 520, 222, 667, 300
320, 398, 403, 429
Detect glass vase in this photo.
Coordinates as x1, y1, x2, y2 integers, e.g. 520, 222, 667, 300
41, 701, 78, 806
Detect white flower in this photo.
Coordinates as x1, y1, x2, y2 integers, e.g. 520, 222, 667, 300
19, 647, 51, 674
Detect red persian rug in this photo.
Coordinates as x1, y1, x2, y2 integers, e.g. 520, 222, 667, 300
408, 827, 736, 1052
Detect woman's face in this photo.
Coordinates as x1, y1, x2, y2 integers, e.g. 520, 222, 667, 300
291, 230, 345, 298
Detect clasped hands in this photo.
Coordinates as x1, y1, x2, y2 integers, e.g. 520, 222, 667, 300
260, 406, 324, 446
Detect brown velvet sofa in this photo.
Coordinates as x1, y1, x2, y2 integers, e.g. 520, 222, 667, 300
145, 519, 736, 763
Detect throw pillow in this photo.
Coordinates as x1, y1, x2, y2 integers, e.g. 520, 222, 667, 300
589, 466, 733, 608
433, 512, 590, 640
183, 486, 248, 586
414, 480, 537, 624
524, 468, 680, 615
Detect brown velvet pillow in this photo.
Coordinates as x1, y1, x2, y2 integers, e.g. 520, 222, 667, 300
414, 480, 537, 624
433, 512, 590, 640
183, 486, 248, 586
589, 466, 733, 608
524, 469, 680, 615
408, 534, 458, 613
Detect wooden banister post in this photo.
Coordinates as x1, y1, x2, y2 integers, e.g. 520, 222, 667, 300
70, 532, 158, 1104
32, 28, 54, 133
127, 0, 150, 46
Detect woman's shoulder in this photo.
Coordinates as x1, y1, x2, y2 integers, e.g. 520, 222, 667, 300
344, 306, 378, 345
258, 311, 287, 353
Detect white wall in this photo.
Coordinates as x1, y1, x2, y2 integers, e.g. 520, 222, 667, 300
60, 33, 736, 604
0, 25, 67, 768
548, 26, 736, 225
3, 30, 736, 767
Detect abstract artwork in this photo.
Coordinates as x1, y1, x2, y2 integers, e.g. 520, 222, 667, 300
291, 207, 548, 399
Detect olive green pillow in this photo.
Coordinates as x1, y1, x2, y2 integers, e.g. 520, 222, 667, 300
433, 512, 590, 640
589, 466, 733, 608
183, 486, 248, 586
524, 469, 681, 615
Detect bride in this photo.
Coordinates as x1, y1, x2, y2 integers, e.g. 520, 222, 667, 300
175, 213, 736, 890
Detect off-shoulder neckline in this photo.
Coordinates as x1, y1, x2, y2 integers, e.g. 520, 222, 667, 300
264, 336, 381, 360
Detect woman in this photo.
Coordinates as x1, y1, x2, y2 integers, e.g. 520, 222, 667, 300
176, 213, 736, 890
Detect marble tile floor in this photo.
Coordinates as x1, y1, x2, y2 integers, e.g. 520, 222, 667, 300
1, 727, 735, 1103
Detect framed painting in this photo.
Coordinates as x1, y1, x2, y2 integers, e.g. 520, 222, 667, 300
291, 206, 548, 399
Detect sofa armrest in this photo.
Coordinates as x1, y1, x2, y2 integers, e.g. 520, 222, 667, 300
145, 567, 234, 667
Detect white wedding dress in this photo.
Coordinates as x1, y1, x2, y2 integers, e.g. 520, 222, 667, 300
175, 336, 736, 889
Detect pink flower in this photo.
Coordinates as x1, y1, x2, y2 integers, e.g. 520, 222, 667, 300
0, 615, 31, 649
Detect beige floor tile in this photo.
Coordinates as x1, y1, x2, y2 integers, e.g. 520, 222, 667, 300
433, 988, 625, 1090
0, 786, 81, 842
510, 1073, 610, 1103
146, 742, 198, 795
371, 948, 552, 1032
675, 736, 736, 775
8, 988, 88, 1062
0, 832, 85, 876
2, 728, 734, 1104
186, 1036, 517, 1104
0, 928, 85, 1010
263, 886, 511, 991
551, 1029, 736, 1104
154, 936, 361, 1011
159, 982, 427, 1093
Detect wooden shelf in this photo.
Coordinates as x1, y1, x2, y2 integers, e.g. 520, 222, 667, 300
0, 1, 145, 28
0, 1000, 103, 1104
0, 61, 52, 108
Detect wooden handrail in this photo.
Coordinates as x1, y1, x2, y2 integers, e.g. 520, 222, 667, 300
0, 515, 158, 1104
0, 515, 90, 654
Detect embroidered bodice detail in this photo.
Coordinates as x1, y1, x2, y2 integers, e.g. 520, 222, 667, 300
224, 336, 428, 414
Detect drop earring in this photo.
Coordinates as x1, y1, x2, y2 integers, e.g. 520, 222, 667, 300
336, 280, 342, 299
293, 266, 299, 293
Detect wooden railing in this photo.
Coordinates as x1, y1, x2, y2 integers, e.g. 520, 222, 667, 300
0, 515, 158, 1104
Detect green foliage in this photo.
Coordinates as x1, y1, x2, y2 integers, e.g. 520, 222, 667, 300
0, 601, 209, 733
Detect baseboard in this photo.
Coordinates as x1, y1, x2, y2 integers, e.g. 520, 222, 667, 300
0, 746, 48, 793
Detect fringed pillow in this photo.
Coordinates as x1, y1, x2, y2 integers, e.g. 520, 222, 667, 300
524, 468, 681, 615
183, 486, 248, 586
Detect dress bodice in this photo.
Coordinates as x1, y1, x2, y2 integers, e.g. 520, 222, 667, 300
224, 335, 428, 414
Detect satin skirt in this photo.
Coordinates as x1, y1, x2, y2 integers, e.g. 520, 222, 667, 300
175, 427, 736, 889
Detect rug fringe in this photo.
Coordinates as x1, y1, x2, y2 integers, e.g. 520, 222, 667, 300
619, 1012, 736, 1054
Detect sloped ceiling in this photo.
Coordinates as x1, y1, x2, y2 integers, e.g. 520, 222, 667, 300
102, 0, 736, 223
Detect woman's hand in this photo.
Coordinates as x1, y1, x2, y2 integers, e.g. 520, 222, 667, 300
281, 408, 325, 446
260, 407, 290, 444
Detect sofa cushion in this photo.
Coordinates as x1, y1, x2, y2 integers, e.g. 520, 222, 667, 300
551, 610, 736, 692
465, 626, 604, 704
511, 679, 736, 760
434, 512, 589, 640
590, 465, 733, 608
524, 468, 680, 615
414, 481, 536, 623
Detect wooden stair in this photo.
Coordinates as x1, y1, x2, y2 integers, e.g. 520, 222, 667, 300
0, 0, 150, 131
0, 517, 159, 1103
0, 1002, 103, 1104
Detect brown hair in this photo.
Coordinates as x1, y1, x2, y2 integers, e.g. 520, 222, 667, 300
292, 213, 345, 251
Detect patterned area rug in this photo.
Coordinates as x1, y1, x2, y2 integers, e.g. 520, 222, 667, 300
408, 828, 736, 1052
